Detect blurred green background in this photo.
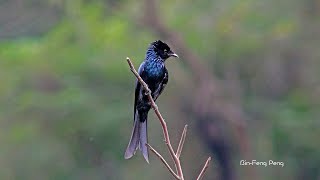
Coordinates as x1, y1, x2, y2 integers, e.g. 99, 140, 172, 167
0, 0, 319, 179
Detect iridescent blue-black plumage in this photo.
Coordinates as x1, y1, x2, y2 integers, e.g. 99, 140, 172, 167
124, 40, 178, 163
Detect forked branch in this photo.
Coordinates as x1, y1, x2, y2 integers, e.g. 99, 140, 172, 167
146, 143, 180, 179
126, 57, 211, 180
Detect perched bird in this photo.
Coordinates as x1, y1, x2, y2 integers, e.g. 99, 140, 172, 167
124, 40, 178, 163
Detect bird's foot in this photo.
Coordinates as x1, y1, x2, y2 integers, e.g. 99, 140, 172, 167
144, 89, 151, 96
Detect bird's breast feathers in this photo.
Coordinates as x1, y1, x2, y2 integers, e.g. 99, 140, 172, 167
144, 61, 165, 78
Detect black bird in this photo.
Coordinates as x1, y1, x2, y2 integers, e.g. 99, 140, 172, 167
124, 40, 178, 163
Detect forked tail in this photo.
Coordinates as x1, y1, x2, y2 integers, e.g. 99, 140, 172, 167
124, 112, 149, 163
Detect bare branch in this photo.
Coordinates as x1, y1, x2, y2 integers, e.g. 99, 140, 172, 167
126, 57, 185, 180
127, 57, 211, 180
196, 157, 212, 180
146, 143, 180, 180
176, 125, 188, 158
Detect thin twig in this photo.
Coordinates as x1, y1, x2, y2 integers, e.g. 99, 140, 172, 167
176, 125, 188, 158
196, 157, 212, 180
126, 57, 185, 180
146, 143, 180, 180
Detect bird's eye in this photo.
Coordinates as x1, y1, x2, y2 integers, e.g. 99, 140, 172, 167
164, 49, 168, 53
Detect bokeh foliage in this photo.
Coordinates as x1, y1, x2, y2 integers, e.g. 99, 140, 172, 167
0, 0, 319, 179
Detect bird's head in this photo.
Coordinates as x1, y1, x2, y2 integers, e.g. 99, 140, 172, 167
150, 40, 178, 60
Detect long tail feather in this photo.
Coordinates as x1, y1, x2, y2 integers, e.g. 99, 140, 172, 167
124, 112, 149, 163
139, 117, 149, 163
124, 113, 140, 159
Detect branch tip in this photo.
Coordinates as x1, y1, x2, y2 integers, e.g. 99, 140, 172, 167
176, 124, 188, 158
196, 157, 212, 180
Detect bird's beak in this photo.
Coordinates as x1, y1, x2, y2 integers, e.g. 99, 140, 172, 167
169, 52, 179, 58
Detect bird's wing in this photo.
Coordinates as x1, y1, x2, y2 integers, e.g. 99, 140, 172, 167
133, 80, 141, 119
133, 62, 145, 119
153, 67, 168, 101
